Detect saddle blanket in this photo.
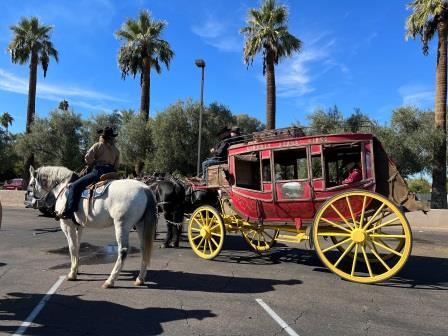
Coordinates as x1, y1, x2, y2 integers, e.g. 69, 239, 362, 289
80, 181, 112, 199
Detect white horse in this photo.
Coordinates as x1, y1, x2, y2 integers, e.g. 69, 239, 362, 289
28, 165, 157, 288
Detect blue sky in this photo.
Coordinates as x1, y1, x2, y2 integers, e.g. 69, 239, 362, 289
0, 0, 438, 134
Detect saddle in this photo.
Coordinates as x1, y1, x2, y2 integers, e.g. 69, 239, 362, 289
81, 173, 120, 199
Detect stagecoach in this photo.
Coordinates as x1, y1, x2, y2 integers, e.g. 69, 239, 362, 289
186, 128, 426, 284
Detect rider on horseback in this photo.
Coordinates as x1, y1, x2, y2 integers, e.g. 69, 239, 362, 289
60, 126, 120, 219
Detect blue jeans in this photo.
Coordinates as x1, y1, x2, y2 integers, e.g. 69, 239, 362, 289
65, 164, 114, 214
202, 157, 222, 182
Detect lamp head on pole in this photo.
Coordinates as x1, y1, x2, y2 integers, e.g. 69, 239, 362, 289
195, 59, 206, 68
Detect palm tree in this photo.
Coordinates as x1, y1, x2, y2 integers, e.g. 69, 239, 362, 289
8, 17, 58, 134
241, 0, 302, 130
58, 100, 69, 111
407, 0, 448, 208
0, 112, 13, 132
115, 10, 174, 120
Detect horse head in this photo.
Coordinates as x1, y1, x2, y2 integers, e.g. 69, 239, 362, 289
28, 165, 47, 200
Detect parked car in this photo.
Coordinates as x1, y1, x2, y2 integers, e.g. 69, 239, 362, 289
2, 178, 25, 190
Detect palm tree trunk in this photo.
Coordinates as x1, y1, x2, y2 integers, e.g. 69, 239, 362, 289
431, 22, 448, 209
26, 52, 38, 134
265, 51, 276, 130
24, 51, 38, 183
140, 57, 150, 120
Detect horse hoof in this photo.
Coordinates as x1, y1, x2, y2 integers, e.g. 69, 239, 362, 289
67, 274, 77, 281
102, 282, 114, 289
134, 278, 145, 286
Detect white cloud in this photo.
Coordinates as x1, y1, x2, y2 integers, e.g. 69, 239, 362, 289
275, 37, 347, 99
191, 16, 242, 52
0, 68, 125, 111
398, 84, 434, 107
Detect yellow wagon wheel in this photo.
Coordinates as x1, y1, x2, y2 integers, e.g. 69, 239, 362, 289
188, 205, 225, 260
241, 227, 279, 252
312, 190, 412, 284
329, 209, 406, 263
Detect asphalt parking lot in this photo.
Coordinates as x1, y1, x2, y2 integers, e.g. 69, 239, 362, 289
0, 207, 447, 336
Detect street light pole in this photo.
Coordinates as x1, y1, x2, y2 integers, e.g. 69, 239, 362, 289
195, 59, 206, 176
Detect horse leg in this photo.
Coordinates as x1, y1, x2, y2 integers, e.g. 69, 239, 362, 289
134, 219, 147, 286
172, 211, 183, 248
60, 219, 81, 280
163, 211, 174, 248
103, 222, 129, 289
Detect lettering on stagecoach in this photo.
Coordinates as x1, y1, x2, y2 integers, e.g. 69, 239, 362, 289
236, 137, 329, 153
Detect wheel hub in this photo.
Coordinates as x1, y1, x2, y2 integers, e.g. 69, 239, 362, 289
351, 228, 367, 243
200, 226, 211, 239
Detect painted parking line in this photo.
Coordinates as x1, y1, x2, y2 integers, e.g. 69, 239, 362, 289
13, 275, 66, 336
256, 298, 300, 336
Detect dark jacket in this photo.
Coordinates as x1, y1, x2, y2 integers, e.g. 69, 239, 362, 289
213, 138, 232, 160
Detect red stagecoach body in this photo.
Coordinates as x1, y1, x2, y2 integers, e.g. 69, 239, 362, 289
187, 128, 425, 284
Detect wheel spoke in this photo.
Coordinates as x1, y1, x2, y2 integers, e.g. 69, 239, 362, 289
196, 236, 205, 249
334, 241, 355, 267
193, 217, 204, 228
361, 245, 373, 277
210, 223, 220, 231
359, 196, 368, 227
207, 239, 213, 253
351, 244, 359, 276
264, 231, 275, 240
366, 217, 400, 233
191, 227, 201, 232
330, 204, 354, 230
362, 203, 386, 230
198, 212, 205, 225
322, 237, 351, 253
321, 217, 352, 234
191, 234, 202, 240
211, 232, 222, 237
210, 237, 219, 248
366, 241, 391, 271
372, 240, 403, 257
346, 196, 357, 227
317, 231, 351, 237
370, 234, 406, 239
203, 239, 207, 253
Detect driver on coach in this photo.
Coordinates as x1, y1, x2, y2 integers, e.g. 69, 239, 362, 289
61, 126, 120, 219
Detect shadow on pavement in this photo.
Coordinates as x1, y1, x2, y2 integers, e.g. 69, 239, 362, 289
0, 292, 216, 335
149, 269, 302, 293
376, 254, 448, 290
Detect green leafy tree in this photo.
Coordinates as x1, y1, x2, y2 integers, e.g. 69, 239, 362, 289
148, 100, 242, 175
241, 0, 302, 129
233, 114, 265, 134
119, 110, 153, 176
307, 105, 344, 134
115, 10, 174, 119
375, 106, 437, 177
15, 109, 84, 170
406, 0, 448, 208
407, 178, 432, 193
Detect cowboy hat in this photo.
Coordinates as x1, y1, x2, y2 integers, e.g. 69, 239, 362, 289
216, 126, 230, 136
97, 126, 118, 137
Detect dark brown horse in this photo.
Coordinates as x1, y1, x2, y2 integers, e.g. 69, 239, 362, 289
146, 173, 218, 248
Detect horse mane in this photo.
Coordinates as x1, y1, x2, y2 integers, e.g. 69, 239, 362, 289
37, 166, 74, 190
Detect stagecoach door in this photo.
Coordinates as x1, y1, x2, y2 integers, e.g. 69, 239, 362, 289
272, 147, 314, 219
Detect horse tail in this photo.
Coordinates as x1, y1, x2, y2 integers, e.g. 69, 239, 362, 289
142, 188, 157, 267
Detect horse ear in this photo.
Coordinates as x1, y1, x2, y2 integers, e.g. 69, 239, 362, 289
29, 165, 35, 177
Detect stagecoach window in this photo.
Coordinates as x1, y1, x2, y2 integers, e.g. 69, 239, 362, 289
323, 144, 362, 187
262, 159, 271, 182
312, 155, 323, 178
235, 151, 261, 190
273, 148, 308, 181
